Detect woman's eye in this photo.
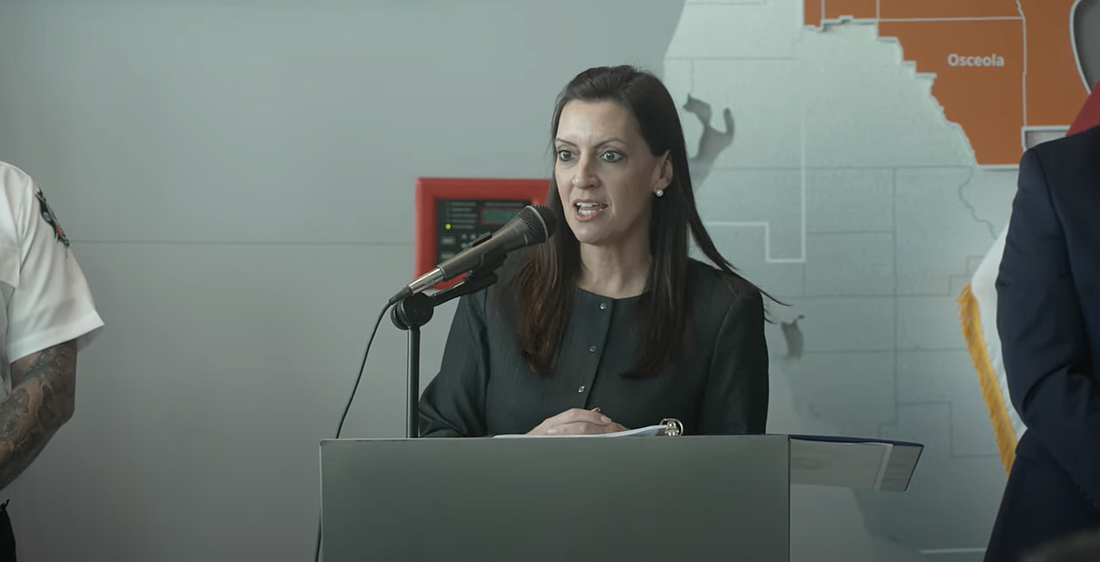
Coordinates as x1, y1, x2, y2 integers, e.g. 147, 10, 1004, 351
556, 150, 574, 161
601, 151, 623, 162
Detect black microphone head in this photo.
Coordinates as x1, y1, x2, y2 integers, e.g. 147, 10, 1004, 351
519, 204, 557, 241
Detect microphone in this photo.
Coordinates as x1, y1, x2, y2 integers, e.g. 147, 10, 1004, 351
388, 204, 557, 305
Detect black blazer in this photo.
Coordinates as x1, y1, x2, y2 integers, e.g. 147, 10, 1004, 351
418, 258, 770, 437
985, 123, 1100, 561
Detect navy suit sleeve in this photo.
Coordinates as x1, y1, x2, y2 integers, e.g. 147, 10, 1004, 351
417, 293, 491, 437
697, 289, 770, 435
996, 147, 1100, 504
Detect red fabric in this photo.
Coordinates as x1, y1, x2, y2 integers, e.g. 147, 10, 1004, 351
1068, 81, 1100, 136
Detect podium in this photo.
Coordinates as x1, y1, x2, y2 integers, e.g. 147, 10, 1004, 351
318, 434, 921, 562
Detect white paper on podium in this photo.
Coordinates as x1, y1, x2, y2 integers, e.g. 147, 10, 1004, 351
492, 424, 667, 438
491, 429, 923, 491
789, 436, 923, 492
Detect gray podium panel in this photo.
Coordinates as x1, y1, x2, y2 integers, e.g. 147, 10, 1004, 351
320, 435, 791, 562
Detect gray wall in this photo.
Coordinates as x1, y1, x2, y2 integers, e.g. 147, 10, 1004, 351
0, 2, 684, 560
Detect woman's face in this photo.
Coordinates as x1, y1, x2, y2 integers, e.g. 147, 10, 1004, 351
553, 100, 671, 249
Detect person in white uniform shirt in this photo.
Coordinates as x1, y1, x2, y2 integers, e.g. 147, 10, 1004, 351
0, 161, 104, 560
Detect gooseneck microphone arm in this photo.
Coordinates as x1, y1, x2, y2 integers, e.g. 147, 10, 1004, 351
388, 203, 555, 306
390, 252, 506, 438
386, 230, 493, 306
388, 204, 557, 438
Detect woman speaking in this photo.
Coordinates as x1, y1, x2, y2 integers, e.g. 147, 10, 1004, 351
419, 65, 774, 437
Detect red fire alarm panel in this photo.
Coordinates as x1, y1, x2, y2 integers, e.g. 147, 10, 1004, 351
414, 177, 549, 291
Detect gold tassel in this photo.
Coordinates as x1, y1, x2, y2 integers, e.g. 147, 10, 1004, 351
957, 283, 1017, 474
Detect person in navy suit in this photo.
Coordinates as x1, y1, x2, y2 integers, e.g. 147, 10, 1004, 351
985, 122, 1100, 561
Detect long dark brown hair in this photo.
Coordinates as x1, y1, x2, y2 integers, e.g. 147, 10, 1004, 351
507, 65, 776, 377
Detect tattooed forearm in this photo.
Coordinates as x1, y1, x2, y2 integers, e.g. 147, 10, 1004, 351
0, 340, 77, 491
37, 372, 72, 430
0, 389, 30, 442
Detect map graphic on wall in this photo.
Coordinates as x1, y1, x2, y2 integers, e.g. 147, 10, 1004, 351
664, 0, 1098, 559
808, 0, 1094, 163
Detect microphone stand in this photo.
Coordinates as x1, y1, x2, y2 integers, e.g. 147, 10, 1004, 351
390, 252, 507, 438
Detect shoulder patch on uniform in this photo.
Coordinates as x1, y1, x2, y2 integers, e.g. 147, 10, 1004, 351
35, 189, 69, 247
